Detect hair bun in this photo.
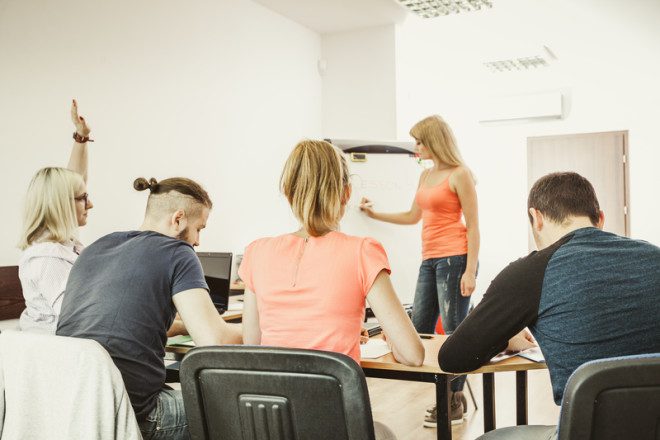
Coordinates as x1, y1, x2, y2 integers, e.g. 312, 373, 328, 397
133, 177, 159, 192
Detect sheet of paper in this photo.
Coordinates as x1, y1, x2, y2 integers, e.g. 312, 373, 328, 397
490, 352, 518, 363
360, 339, 392, 359
490, 346, 545, 363
227, 302, 244, 311
517, 347, 545, 362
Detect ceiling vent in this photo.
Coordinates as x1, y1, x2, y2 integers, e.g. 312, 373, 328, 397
484, 46, 558, 73
398, 0, 493, 18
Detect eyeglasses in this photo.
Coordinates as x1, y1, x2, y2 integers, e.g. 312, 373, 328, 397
74, 193, 90, 205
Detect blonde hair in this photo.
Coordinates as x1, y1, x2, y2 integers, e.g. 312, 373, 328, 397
410, 115, 465, 167
18, 167, 84, 250
280, 140, 350, 237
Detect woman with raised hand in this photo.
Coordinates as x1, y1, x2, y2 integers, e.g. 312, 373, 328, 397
17, 100, 94, 333
239, 140, 424, 439
360, 115, 480, 427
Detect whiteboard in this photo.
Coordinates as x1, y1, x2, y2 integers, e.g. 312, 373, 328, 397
340, 154, 427, 304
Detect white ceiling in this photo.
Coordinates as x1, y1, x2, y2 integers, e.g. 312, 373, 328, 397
253, 0, 409, 34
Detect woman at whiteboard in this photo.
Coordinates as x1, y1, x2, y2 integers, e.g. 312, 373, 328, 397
360, 115, 479, 426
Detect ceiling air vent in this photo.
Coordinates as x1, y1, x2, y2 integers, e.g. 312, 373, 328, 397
398, 0, 493, 18
484, 46, 558, 73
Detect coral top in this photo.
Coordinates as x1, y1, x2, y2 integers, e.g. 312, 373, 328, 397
415, 171, 468, 260
238, 231, 390, 362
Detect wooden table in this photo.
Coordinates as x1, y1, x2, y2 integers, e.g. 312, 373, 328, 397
361, 335, 547, 440
167, 333, 547, 440
219, 295, 243, 322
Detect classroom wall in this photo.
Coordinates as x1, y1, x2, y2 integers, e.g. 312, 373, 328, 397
394, 0, 660, 298
321, 25, 398, 140
0, 0, 322, 266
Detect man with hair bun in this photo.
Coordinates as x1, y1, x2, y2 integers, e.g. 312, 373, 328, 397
438, 172, 660, 440
57, 176, 241, 440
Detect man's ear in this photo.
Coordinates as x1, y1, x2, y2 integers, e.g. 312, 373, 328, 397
528, 207, 544, 231
596, 210, 605, 229
171, 209, 187, 232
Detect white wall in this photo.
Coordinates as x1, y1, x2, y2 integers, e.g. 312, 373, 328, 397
321, 25, 397, 139
0, 0, 322, 266
395, 0, 660, 296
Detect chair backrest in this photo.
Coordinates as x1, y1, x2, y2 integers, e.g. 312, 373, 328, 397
0, 266, 23, 321
558, 353, 660, 440
180, 346, 376, 440
0, 330, 141, 440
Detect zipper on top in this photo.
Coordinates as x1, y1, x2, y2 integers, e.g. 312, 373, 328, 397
292, 237, 309, 287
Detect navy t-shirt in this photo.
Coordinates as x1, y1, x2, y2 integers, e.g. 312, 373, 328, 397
56, 231, 208, 421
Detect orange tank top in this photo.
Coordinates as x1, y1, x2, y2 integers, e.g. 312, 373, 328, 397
415, 171, 468, 260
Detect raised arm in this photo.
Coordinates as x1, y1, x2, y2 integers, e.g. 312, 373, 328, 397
451, 167, 480, 296
173, 288, 242, 346
67, 99, 91, 182
358, 170, 426, 225
367, 270, 424, 366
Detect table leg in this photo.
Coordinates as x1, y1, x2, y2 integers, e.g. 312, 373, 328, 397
516, 371, 528, 425
435, 374, 452, 440
483, 372, 496, 432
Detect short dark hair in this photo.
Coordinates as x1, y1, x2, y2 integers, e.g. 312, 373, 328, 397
527, 172, 600, 226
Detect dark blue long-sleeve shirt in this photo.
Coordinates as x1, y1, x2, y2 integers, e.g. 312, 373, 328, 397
439, 227, 660, 404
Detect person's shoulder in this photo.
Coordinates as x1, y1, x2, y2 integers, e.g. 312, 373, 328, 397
330, 231, 383, 248
20, 241, 77, 263
499, 236, 571, 281
450, 165, 475, 184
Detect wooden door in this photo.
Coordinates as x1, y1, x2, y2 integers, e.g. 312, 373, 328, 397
527, 131, 629, 250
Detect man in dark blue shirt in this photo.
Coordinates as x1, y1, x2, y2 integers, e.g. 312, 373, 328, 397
58, 177, 241, 440
439, 172, 660, 440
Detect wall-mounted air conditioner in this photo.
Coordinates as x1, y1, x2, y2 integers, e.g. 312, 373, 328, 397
478, 92, 563, 124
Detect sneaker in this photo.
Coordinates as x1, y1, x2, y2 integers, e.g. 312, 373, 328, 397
460, 391, 468, 414
422, 393, 465, 428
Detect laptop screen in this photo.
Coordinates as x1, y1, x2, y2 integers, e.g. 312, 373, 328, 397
196, 252, 232, 313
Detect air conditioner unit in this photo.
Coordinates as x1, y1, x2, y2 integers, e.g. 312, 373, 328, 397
478, 92, 563, 123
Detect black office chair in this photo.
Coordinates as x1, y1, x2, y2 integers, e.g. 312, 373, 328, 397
180, 346, 377, 440
476, 353, 660, 440
558, 353, 660, 440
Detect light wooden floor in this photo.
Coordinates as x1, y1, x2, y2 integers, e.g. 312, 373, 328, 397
367, 370, 560, 440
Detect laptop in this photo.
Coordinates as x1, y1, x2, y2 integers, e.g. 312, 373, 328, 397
196, 252, 232, 314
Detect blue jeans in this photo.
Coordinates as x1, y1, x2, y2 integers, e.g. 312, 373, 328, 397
412, 254, 471, 392
139, 389, 190, 440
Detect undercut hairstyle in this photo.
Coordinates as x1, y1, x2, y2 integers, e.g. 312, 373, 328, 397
19, 167, 84, 250
528, 172, 601, 226
134, 177, 212, 219
280, 140, 350, 237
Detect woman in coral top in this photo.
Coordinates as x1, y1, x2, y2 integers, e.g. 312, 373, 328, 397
240, 140, 424, 439
360, 115, 480, 426
240, 140, 423, 366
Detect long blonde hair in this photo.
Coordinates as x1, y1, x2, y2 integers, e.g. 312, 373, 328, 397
18, 167, 83, 250
280, 140, 350, 237
410, 115, 465, 167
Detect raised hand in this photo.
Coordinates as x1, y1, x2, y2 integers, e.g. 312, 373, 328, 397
71, 99, 91, 137
359, 197, 375, 217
